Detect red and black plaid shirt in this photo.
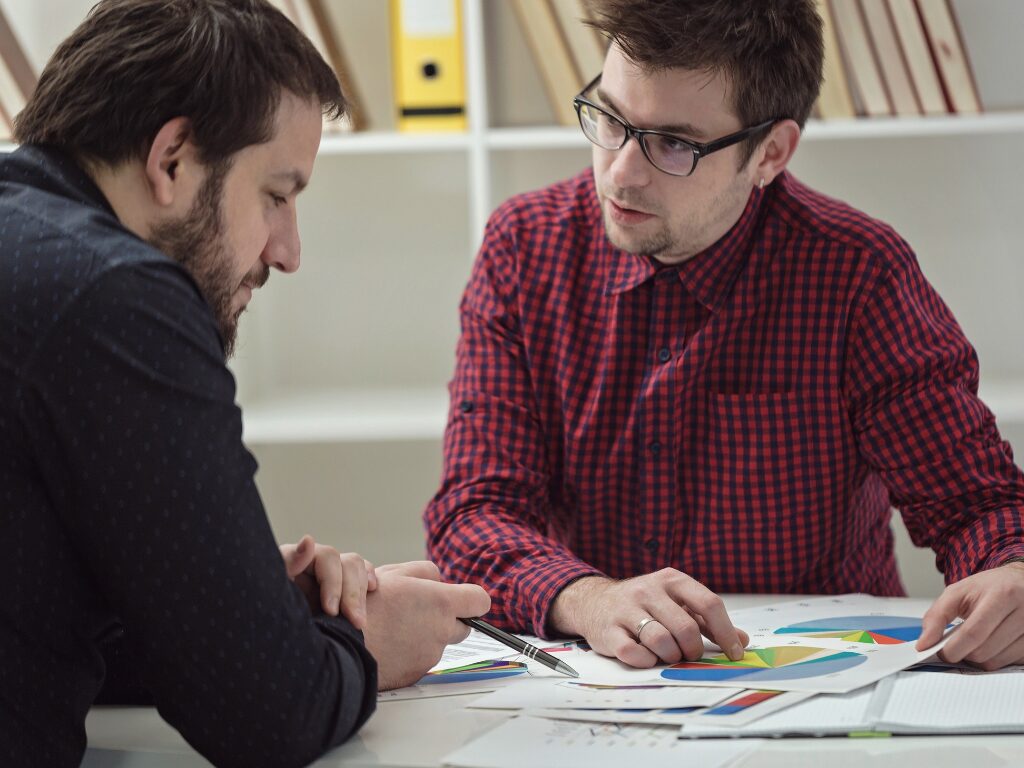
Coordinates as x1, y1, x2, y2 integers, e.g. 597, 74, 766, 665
425, 169, 1024, 637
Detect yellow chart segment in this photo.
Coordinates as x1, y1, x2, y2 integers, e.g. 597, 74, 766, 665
699, 646, 825, 668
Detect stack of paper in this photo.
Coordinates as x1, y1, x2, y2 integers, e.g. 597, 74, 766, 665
373, 593, 1024, 764
441, 715, 762, 768
679, 668, 1024, 738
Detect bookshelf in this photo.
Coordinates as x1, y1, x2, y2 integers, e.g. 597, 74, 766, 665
4, 0, 1023, 594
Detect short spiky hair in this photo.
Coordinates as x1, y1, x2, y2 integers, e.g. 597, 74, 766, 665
587, 0, 824, 162
15, 0, 346, 168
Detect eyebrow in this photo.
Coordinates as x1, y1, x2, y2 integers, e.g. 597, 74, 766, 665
271, 170, 308, 194
595, 87, 708, 140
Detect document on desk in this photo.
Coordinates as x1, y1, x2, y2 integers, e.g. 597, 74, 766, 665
380, 633, 576, 702
725, 593, 938, 647
470, 679, 740, 710
526, 689, 815, 727
476, 620, 955, 695
441, 715, 763, 768
429, 629, 521, 672
878, 667, 1024, 733
678, 668, 1024, 738
651, 592, 959, 694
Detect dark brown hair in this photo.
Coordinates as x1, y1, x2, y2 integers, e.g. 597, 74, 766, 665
587, 0, 824, 164
15, 0, 345, 167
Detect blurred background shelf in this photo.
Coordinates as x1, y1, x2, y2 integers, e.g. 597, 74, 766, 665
241, 388, 449, 445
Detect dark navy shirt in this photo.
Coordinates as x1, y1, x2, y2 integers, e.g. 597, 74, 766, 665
0, 146, 376, 767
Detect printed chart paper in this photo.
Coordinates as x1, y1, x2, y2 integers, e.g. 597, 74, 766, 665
441, 715, 762, 768
430, 630, 520, 672
678, 668, 1024, 737
379, 660, 531, 702
726, 594, 937, 648
381, 636, 578, 701
657, 593, 956, 693
470, 679, 738, 710
526, 689, 813, 727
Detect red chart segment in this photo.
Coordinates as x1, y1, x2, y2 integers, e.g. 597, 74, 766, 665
773, 615, 923, 644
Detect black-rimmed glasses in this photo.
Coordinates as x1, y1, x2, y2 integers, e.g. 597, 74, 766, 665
572, 74, 777, 177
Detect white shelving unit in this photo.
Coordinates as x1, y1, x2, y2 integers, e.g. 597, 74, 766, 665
6, 0, 1022, 582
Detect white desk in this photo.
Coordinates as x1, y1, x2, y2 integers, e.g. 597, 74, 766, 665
83, 596, 1024, 767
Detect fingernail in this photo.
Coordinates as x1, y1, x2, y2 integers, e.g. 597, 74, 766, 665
729, 643, 744, 660
329, 595, 340, 615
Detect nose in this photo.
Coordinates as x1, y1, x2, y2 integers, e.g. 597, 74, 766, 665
606, 133, 651, 190
262, 208, 301, 274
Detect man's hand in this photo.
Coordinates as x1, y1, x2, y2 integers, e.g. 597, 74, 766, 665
279, 535, 377, 629
917, 561, 1024, 670
362, 561, 491, 690
548, 570, 749, 668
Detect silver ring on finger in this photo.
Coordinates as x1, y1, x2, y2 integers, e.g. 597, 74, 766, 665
635, 616, 658, 641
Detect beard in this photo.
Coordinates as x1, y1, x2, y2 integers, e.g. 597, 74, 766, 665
598, 186, 675, 258
602, 205, 674, 257
148, 161, 264, 358
599, 171, 754, 264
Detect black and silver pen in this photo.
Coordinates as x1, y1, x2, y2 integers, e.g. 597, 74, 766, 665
459, 617, 580, 678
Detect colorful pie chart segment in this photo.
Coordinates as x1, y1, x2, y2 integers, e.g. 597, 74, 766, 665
660, 646, 865, 683
417, 660, 528, 685
773, 615, 923, 644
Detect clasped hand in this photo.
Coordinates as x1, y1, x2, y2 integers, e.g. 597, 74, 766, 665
279, 537, 491, 690
279, 534, 376, 628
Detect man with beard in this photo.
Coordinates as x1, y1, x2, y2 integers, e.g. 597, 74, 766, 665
426, 0, 1024, 671
0, 2, 489, 767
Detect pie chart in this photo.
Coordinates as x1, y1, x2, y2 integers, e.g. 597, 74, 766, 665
660, 646, 865, 683
417, 660, 528, 685
773, 615, 923, 644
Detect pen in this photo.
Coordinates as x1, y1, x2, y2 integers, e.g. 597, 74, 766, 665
459, 616, 580, 678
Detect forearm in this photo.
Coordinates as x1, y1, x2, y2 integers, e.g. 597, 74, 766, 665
119, 567, 377, 768
546, 575, 613, 637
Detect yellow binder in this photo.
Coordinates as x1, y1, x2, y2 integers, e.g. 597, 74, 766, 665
390, 0, 466, 132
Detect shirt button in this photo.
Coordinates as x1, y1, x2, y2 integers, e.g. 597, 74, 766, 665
644, 538, 659, 553
657, 347, 672, 363
459, 400, 474, 414
649, 441, 662, 455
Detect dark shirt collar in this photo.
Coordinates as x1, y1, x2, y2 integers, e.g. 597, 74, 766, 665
602, 179, 768, 312
4, 144, 118, 219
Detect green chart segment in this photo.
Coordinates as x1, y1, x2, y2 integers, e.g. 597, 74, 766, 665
661, 646, 865, 683
773, 615, 924, 644
416, 660, 527, 685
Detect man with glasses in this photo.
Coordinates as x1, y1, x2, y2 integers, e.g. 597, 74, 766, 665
426, 0, 1024, 671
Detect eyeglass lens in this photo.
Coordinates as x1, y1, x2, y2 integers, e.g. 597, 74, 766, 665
577, 102, 696, 176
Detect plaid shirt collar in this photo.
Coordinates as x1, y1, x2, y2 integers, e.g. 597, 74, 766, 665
602, 178, 769, 312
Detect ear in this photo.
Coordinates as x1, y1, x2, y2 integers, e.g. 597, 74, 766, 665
144, 116, 197, 208
749, 119, 801, 188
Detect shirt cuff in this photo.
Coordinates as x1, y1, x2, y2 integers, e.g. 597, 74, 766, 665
512, 555, 605, 639
313, 616, 379, 741
980, 543, 1024, 573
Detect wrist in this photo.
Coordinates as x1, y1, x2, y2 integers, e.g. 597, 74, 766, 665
548, 575, 611, 637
